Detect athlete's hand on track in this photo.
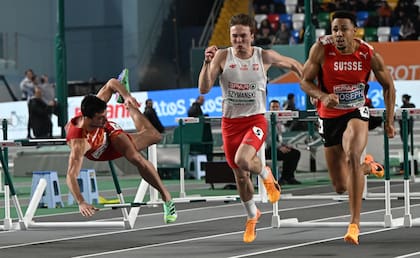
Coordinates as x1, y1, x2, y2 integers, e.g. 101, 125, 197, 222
79, 201, 100, 217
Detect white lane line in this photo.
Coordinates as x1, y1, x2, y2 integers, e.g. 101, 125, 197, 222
0, 201, 341, 249
71, 225, 398, 258
226, 228, 397, 258
394, 252, 420, 258
71, 228, 269, 258
1, 201, 415, 254
70, 208, 403, 258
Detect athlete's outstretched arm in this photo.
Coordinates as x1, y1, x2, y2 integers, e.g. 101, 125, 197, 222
66, 139, 99, 216
262, 49, 303, 78
371, 51, 396, 138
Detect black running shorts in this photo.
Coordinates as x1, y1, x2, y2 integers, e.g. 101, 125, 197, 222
318, 106, 369, 147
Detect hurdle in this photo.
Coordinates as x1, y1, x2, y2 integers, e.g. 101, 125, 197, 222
264, 109, 412, 201
24, 157, 144, 229
145, 116, 268, 204
0, 135, 149, 229
0, 119, 26, 231
264, 110, 400, 228
390, 109, 420, 228
265, 110, 350, 201
364, 109, 420, 200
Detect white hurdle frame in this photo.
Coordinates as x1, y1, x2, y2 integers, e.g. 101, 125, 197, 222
365, 109, 420, 200
392, 109, 420, 228
0, 140, 27, 231
265, 109, 399, 228
150, 116, 268, 204
0, 139, 150, 230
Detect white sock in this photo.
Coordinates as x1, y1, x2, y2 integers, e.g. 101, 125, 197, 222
242, 199, 258, 219
259, 166, 269, 180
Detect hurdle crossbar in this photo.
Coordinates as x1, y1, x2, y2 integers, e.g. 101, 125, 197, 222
265, 109, 401, 228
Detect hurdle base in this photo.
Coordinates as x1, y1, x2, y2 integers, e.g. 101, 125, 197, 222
404, 214, 413, 227
271, 215, 281, 228
27, 221, 128, 229
384, 214, 393, 227
279, 217, 405, 228
1, 219, 13, 231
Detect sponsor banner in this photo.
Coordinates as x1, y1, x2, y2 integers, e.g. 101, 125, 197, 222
0, 81, 417, 140
371, 41, 420, 80
147, 87, 223, 127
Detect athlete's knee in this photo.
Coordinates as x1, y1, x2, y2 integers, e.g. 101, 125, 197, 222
106, 78, 119, 88
142, 128, 162, 145
235, 173, 251, 186
234, 156, 250, 171
336, 188, 346, 195
150, 130, 163, 144
334, 184, 347, 194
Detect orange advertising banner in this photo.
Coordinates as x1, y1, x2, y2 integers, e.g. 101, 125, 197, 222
370, 41, 420, 80
272, 40, 420, 83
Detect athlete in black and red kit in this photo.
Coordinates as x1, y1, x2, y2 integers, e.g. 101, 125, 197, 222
301, 11, 396, 245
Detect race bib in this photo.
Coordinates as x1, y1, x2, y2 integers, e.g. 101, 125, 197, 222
358, 106, 370, 119
333, 83, 366, 109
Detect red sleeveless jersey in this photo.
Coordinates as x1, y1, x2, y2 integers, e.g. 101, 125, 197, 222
65, 115, 125, 161
317, 35, 373, 118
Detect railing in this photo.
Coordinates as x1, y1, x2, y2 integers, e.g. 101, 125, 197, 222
198, 0, 224, 47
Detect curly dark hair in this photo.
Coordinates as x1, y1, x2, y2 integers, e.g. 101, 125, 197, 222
81, 94, 107, 118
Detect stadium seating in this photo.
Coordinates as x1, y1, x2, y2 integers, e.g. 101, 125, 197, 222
317, 12, 330, 30
285, 0, 297, 14
377, 26, 391, 42
280, 13, 292, 29
267, 13, 280, 31
255, 14, 268, 29
315, 28, 326, 39
390, 26, 400, 41
364, 27, 377, 42
355, 27, 365, 39
252, 0, 415, 44
356, 11, 369, 27
291, 29, 301, 43
292, 13, 305, 31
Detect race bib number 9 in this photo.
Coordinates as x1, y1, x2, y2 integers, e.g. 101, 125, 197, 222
333, 83, 366, 109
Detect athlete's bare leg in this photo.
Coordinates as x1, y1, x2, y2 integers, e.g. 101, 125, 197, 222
325, 119, 368, 226
324, 145, 348, 194
126, 103, 162, 151
111, 133, 171, 201
342, 119, 368, 226
233, 144, 261, 201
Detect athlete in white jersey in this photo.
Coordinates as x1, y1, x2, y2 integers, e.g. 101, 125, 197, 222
219, 46, 267, 118
198, 13, 303, 243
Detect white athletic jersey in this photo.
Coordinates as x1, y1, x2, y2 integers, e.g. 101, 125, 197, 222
219, 47, 267, 118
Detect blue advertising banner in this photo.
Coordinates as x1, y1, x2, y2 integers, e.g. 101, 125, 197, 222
145, 82, 386, 128
147, 84, 305, 127
0, 80, 409, 140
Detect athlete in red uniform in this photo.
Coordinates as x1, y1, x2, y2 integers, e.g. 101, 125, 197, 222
65, 76, 177, 223
199, 14, 303, 243
301, 11, 396, 245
